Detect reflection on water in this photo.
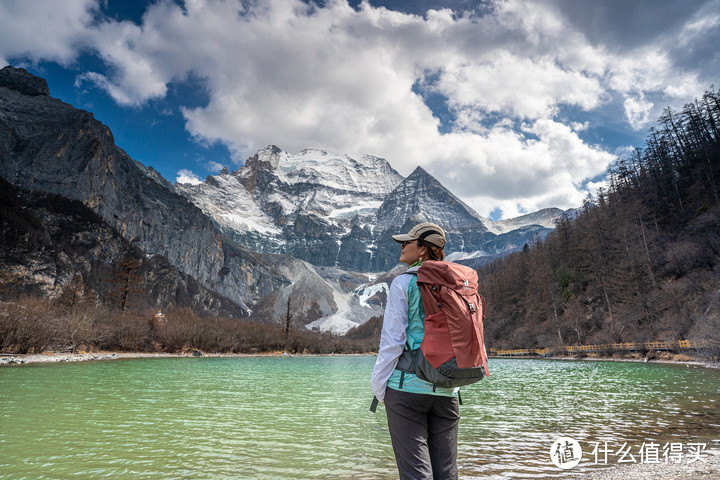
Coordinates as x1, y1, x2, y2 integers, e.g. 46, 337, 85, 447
457, 360, 720, 479
0, 357, 718, 479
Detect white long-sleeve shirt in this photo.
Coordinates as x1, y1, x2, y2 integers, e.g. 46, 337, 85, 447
370, 266, 417, 402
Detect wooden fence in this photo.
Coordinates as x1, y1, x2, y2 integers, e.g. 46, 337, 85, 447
489, 339, 713, 357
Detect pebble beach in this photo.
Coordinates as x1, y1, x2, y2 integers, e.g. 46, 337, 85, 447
574, 448, 720, 479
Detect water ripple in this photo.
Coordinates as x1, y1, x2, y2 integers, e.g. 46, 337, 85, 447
1, 357, 719, 479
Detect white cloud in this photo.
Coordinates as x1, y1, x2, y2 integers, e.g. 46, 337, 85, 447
4, 0, 718, 218
0, 0, 97, 66
585, 179, 609, 197
614, 145, 637, 158
679, 4, 720, 41
207, 161, 225, 172
429, 118, 614, 215
434, 54, 603, 122
79, 19, 169, 106
623, 94, 654, 130
176, 169, 203, 185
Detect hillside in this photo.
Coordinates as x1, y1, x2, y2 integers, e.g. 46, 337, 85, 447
479, 89, 720, 353
0, 177, 245, 317
0, 66, 287, 312
0, 65, 573, 334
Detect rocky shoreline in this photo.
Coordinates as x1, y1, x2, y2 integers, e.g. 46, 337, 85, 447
573, 448, 720, 480
489, 354, 720, 369
1, 351, 718, 368
0, 351, 371, 365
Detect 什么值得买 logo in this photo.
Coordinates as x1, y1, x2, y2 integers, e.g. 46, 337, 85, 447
550, 437, 582, 469
548, 438, 708, 469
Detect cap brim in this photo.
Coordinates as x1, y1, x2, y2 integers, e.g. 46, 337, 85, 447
392, 234, 416, 243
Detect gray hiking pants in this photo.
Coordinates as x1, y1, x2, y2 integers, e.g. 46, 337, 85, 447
384, 387, 460, 480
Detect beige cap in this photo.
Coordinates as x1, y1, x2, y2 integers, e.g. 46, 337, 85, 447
392, 222, 446, 248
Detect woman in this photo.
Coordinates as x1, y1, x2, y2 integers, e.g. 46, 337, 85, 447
371, 222, 460, 480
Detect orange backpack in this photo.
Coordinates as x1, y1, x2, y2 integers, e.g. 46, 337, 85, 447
397, 260, 490, 387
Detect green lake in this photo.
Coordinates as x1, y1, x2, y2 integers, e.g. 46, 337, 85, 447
1, 357, 719, 479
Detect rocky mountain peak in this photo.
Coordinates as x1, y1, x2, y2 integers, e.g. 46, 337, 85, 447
404, 165, 442, 188
375, 165, 486, 230
299, 147, 327, 155
244, 145, 286, 171
409, 165, 431, 176
0, 66, 50, 97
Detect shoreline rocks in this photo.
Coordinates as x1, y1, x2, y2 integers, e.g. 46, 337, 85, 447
572, 448, 720, 480
0, 351, 372, 366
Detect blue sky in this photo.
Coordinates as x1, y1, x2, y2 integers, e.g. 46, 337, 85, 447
1, 0, 718, 219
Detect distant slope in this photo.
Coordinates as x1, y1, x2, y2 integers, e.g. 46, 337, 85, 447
0, 66, 286, 312
484, 208, 570, 234
478, 88, 720, 350
0, 177, 245, 317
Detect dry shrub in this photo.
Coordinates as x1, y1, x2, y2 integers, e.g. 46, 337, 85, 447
155, 307, 203, 352
0, 297, 61, 353
54, 300, 98, 351
663, 241, 711, 278
0, 294, 382, 355
94, 309, 154, 352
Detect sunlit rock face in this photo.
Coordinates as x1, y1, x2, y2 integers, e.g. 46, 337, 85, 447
0, 178, 246, 317
0, 66, 286, 312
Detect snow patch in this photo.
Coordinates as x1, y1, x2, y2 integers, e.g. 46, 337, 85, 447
175, 173, 281, 235
304, 284, 385, 335
329, 201, 383, 219
446, 250, 489, 261
356, 282, 388, 308
219, 213, 280, 235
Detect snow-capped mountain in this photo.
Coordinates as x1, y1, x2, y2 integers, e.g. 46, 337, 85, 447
236, 145, 403, 226
372, 166, 488, 232
172, 144, 575, 332
362, 166, 494, 271
174, 146, 403, 267
0, 66, 575, 336
483, 207, 569, 234
175, 145, 570, 275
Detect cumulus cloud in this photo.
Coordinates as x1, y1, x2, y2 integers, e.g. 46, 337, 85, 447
5, 0, 718, 217
0, 0, 98, 66
207, 161, 226, 172
585, 179, 610, 197
623, 95, 654, 130
176, 169, 203, 185
431, 118, 614, 216
433, 54, 603, 122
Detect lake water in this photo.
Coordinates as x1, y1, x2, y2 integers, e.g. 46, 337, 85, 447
1, 357, 719, 479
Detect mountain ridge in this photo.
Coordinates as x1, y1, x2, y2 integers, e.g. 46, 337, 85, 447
0, 65, 573, 333
0, 177, 245, 317
0, 65, 287, 313
175, 145, 569, 273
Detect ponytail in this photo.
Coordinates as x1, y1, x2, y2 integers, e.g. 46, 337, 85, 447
418, 239, 445, 261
